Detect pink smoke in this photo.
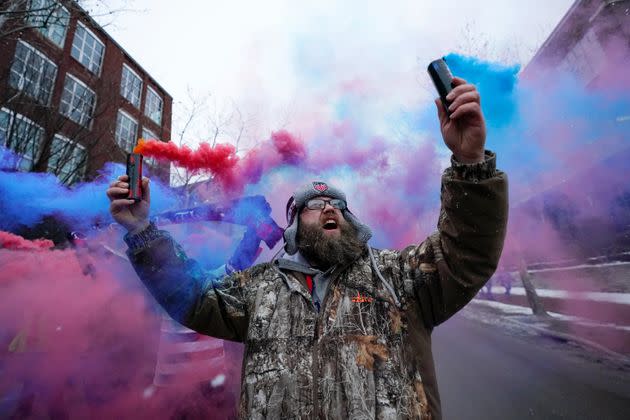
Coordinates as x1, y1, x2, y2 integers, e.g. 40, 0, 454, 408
0, 246, 241, 418
135, 130, 306, 195
0, 231, 54, 251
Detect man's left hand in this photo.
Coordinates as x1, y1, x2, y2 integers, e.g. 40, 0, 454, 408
436, 77, 486, 164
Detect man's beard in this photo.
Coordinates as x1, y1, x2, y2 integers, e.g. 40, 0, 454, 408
296, 218, 365, 270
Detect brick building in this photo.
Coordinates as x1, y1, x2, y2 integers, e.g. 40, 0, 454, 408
0, 0, 172, 184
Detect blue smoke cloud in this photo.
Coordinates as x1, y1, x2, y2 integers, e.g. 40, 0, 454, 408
444, 53, 520, 130
0, 156, 178, 232
2, 54, 628, 253
413, 53, 630, 192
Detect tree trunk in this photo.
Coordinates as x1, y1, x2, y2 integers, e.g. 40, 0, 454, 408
519, 259, 549, 316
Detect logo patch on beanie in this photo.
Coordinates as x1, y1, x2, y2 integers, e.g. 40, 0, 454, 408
312, 182, 328, 192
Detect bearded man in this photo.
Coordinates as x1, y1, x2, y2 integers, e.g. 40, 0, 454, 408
106, 77, 508, 419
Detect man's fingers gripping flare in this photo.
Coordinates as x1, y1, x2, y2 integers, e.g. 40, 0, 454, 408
141, 177, 151, 204
449, 102, 481, 120
110, 198, 136, 213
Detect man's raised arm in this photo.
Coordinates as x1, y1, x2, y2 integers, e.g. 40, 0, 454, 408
403, 76, 508, 327
406, 151, 508, 327
106, 175, 250, 342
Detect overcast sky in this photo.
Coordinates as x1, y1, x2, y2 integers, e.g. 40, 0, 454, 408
95, 0, 574, 145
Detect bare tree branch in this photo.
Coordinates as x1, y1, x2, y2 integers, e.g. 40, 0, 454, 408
170, 90, 260, 205
1, 59, 121, 185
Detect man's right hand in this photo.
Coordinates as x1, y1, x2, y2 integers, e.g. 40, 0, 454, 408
106, 175, 151, 233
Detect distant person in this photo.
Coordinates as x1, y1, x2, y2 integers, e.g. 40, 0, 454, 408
496, 269, 513, 296
484, 275, 495, 299
106, 78, 508, 419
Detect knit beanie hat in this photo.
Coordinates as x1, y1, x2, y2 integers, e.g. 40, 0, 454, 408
283, 181, 372, 255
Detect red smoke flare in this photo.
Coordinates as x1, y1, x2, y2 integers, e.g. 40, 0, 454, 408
133, 130, 306, 194
271, 130, 306, 164
0, 231, 54, 250
133, 140, 239, 173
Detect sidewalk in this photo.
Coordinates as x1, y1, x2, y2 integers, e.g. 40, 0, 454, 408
473, 259, 630, 360
482, 286, 630, 324
502, 286, 630, 305
469, 297, 630, 362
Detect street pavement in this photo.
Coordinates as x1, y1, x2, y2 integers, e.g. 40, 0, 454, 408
433, 309, 630, 420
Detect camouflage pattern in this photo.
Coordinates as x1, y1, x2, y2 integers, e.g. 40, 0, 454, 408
127, 155, 508, 419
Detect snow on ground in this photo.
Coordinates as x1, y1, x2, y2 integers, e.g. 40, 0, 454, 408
472, 299, 533, 315
471, 299, 630, 332
487, 287, 630, 304
528, 261, 630, 274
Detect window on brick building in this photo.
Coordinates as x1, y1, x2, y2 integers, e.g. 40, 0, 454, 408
9, 40, 58, 105
0, 108, 45, 171
47, 134, 87, 184
558, 28, 606, 85
121, 64, 142, 108
28, 0, 70, 48
0, 109, 9, 146
145, 86, 163, 125
141, 127, 158, 166
116, 110, 138, 152
71, 21, 105, 75
60, 74, 96, 127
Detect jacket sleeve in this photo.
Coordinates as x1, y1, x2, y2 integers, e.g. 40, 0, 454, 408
403, 150, 508, 328
124, 224, 251, 342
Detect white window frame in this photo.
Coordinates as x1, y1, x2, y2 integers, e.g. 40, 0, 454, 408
0, 107, 12, 148
144, 86, 163, 125
120, 64, 143, 108
60, 73, 97, 128
558, 28, 606, 85
141, 127, 158, 166
0, 107, 45, 171
47, 133, 87, 184
28, 0, 70, 48
116, 109, 138, 153
141, 127, 158, 140
0, 109, 8, 140
9, 40, 58, 105
71, 21, 105, 75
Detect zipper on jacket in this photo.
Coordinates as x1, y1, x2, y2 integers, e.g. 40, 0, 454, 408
272, 263, 322, 418
274, 259, 349, 419
311, 336, 320, 419
311, 267, 344, 419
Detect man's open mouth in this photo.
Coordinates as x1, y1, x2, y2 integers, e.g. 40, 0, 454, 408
323, 220, 338, 230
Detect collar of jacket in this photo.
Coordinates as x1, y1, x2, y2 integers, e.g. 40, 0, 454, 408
274, 250, 345, 279
272, 251, 345, 304
271, 261, 317, 309
275, 251, 321, 275
273, 247, 401, 309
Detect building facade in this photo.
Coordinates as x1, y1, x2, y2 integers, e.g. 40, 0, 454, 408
0, 0, 172, 184
522, 0, 630, 88
513, 0, 630, 263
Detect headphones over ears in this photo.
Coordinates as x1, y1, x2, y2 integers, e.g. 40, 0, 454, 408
285, 196, 298, 227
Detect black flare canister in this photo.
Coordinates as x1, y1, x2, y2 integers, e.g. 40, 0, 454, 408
126, 153, 143, 202
427, 57, 454, 115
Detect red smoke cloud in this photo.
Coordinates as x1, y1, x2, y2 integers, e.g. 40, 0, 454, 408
133, 141, 239, 173
0, 246, 241, 418
0, 231, 54, 250
134, 130, 306, 194
270, 129, 306, 164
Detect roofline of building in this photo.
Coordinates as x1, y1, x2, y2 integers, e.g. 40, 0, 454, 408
525, 0, 582, 68
68, 1, 173, 100
524, 0, 623, 73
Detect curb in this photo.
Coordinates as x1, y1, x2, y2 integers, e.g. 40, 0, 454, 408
468, 300, 630, 366
504, 316, 630, 366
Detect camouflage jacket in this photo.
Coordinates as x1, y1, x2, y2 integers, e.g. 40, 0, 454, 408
126, 152, 508, 419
